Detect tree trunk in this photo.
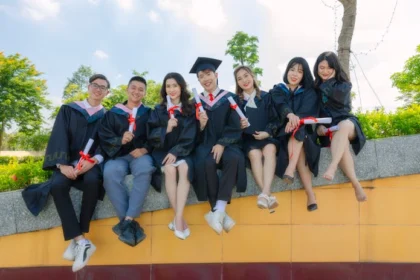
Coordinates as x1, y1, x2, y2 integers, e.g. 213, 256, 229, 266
0, 121, 4, 151
337, 0, 357, 78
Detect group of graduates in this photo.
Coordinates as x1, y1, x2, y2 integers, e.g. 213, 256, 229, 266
25, 51, 367, 272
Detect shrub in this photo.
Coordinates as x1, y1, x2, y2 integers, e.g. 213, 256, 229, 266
0, 159, 51, 192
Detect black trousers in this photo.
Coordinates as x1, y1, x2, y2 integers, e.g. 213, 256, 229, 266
50, 165, 102, 240
204, 148, 240, 209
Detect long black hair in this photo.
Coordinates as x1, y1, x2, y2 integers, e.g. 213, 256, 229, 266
283, 57, 314, 90
160, 72, 194, 116
313, 51, 349, 88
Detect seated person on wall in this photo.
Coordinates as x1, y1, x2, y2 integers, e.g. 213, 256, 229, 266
148, 72, 197, 240
98, 76, 156, 247
43, 74, 109, 272
270, 57, 321, 212
190, 57, 247, 235
233, 66, 280, 211
313, 51, 367, 202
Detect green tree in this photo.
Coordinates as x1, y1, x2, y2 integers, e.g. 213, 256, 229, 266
63, 65, 94, 100
0, 52, 51, 149
3, 130, 50, 151
390, 45, 420, 107
51, 65, 93, 118
102, 70, 161, 109
225, 31, 263, 77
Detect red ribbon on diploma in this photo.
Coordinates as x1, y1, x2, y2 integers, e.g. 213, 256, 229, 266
76, 151, 95, 170
230, 104, 238, 110
290, 117, 318, 159
325, 128, 333, 141
195, 103, 202, 120
168, 105, 181, 118
128, 114, 136, 132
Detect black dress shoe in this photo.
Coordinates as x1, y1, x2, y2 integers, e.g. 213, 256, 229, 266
131, 220, 146, 246
119, 222, 136, 247
307, 203, 318, 212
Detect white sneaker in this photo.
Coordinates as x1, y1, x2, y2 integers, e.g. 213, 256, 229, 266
72, 240, 96, 272
63, 239, 76, 261
205, 210, 224, 235
223, 213, 236, 233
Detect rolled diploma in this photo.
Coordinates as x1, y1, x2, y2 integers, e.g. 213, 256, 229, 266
227, 96, 250, 127
166, 95, 175, 119
303, 117, 332, 124
76, 138, 94, 170
324, 125, 339, 133
129, 107, 138, 132
192, 88, 205, 113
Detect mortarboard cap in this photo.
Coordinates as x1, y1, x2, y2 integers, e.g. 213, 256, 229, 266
189, 57, 222, 74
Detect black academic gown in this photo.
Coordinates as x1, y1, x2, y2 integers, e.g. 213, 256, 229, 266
270, 83, 321, 177
193, 89, 247, 202
238, 90, 280, 155
98, 102, 160, 191
22, 102, 106, 216
318, 79, 366, 155
147, 104, 197, 188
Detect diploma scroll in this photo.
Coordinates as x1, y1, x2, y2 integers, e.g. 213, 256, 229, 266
227, 96, 250, 127
302, 117, 332, 125
166, 96, 175, 119
128, 107, 138, 133
192, 88, 205, 113
76, 138, 95, 170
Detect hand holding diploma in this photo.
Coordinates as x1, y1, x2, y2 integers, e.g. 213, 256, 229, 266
192, 88, 205, 113
75, 138, 96, 175
227, 96, 250, 127
324, 125, 339, 140
128, 107, 138, 133
166, 95, 181, 119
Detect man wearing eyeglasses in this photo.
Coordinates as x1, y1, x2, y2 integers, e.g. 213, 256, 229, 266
43, 74, 110, 272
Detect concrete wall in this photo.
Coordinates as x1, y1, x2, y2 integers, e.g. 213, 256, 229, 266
1, 134, 419, 238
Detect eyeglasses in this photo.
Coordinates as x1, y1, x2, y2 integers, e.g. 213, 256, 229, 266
90, 83, 108, 92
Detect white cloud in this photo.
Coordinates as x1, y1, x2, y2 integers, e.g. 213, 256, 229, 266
88, 0, 101, 5
158, 0, 227, 31
148, 10, 161, 23
93, 50, 109, 59
21, 0, 60, 21
115, 0, 133, 11
116, 74, 123, 79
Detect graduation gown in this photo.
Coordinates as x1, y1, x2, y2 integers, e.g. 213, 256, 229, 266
270, 84, 321, 177
22, 102, 106, 216
318, 79, 366, 155
147, 104, 197, 190
193, 89, 247, 201
98, 102, 161, 191
98, 102, 152, 159
238, 90, 280, 154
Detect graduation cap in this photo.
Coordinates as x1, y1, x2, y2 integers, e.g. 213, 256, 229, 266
189, 57, 222, 74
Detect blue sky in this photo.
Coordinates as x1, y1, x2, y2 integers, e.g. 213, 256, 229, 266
1, 0, 419, 128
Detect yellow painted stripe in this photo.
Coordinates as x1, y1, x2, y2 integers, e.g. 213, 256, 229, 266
1, 175, 420, 267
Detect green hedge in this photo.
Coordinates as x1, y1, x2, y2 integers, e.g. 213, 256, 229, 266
356, 104, 420, 139
0, 157, 51, 192
0, 156, 44, 165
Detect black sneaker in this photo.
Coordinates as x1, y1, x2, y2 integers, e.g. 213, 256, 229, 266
112, 220, 131, 236
131, 220, 146, 246
119, 222, 136, 247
